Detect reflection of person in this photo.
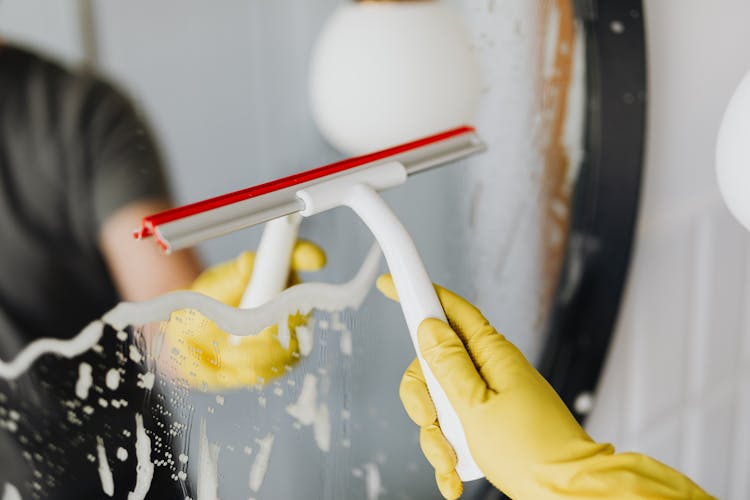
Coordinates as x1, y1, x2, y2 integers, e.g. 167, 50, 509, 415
376, 275, 715, 499
0, 42, 201, 497
0, 41, 326, 498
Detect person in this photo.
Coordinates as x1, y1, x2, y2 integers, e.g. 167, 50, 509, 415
375, 274, 716, 500
0, 40, 325, 498
0, 41, 204, 497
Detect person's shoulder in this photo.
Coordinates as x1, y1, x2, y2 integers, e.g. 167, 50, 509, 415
2, 43, 137, 122
3, 43, 127, 96
0, 43, 71, 82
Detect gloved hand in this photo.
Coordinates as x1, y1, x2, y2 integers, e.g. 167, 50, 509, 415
377, 275, 715, 500
161, 240, 326, 390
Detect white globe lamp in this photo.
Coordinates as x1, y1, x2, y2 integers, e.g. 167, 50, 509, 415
309, 0, 481, 155
717, 69, 750, 231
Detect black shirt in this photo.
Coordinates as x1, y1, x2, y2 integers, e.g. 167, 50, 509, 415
0, 45, 184, 499
0, 44, 168, 354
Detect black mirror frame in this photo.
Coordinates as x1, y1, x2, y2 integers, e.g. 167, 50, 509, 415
476, 0, 646, 497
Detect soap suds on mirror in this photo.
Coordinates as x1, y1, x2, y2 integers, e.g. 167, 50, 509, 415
314, 404, 331, 452
286, 374, 318, 426
249, 433, 275, 493
0, 320, 103, 380
128, 413, 153, 500
339, 329, 352, 355
96, 436, 115, 497
104, 244, 380, 334
330, 312, 347, 332
0, 245, 382, 498
2, 483, 21, 500
277, 319, 291, 350
75, 362, 93, 400
129, 345, 143, 364
197, 417, 220, 500
364, 462, 384, 500
105, 369, 120, 391
137, 372, 155, 390
296, 325, 313, 356
286, 374, 331, 452
0, 245, 380, 380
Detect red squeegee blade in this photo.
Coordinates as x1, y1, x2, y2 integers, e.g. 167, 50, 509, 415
136, 125, 475, 240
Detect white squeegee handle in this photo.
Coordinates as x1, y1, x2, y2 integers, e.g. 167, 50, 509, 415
345, 185, 483, 481
296, 162, 484, 481
239, 214, 302, 309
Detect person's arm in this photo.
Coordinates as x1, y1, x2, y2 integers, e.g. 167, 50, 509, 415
377, 275, 715, 500
71, 75, 201, 299
99, 198, 201, 301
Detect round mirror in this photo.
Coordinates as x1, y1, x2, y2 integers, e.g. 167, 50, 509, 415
0, 0, 645, 498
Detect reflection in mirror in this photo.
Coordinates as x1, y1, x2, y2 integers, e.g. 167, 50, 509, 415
0, 0, 585, 498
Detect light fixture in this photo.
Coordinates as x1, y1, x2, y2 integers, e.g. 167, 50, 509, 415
309, 0, 481, 155
717, 69, 750, 230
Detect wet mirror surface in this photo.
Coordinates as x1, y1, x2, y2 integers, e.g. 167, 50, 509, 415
0, 0, 583, 498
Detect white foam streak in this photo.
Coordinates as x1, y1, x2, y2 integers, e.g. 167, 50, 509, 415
364, 462, 384, 500
340, 329, 352, 355
286, 374, 318, 426
1, 483, 21, 500
96, 437, 115, 497
105, 369, 120, 390
128, 413, 153, 500
105, 244, 381, 334
296, 325, 313, 356
197, 417, 220, 500
314, 404, 331, 452
0, 245, 380, 381
75, 362, 93, 400
0, 321, 103, 380
286, 374, 331, 452
249, 434, 275, 493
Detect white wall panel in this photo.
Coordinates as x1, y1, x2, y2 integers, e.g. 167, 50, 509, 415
628, 219, 694, 436
587, 2, 750, 498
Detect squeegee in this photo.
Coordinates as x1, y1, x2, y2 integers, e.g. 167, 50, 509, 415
136, 125, 487, 480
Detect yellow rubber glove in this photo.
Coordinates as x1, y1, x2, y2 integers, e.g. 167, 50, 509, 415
377, 275, 715, 500
162, 240, 326, 391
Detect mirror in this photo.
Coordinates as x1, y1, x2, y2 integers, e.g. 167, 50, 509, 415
0, 1, 626, 498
